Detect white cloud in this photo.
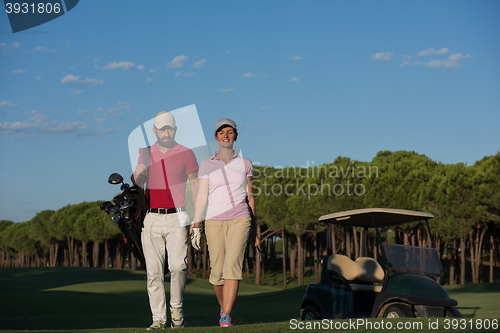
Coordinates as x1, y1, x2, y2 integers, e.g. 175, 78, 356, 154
61, 75, 104, 86
76, 127, 121, 137
193, 58, 207, 68
11, 69, 26, 74
290, 56, 302, 60
61, 75, 79, 84
0, 110, 87, 136
80, 78, 104, 85
95, 118, 106, 125
417, 48, 449, 56
71, 89, 84, 94
33, 46, 49, 52
399, 61, 423, 67
237, 122, 252, 128
41, 121, 87, 134
167, 55, 189, 68
448, 53, 471, 61
102, 102, 130, 116
425, 59, 460, 68
242, 72, 266, 78
289, 77, 299, 82
137, 64, 145, 70
149, 67, 158, 73
372, 52, 394, 61
33, 45, 56, 52
102, 61, 136, 71
65, 39, 71, 48
218, 88, 235, 92
77, 109, 90, 114
0, 41, 20, 52
424, 53, 471, 68
0, 100, 14, 107
0, 120, 37, 133
261, 106, 271, 109
26, 110, 49, 123
81, 78, 103, 85
400, 50, 471, 69
146, 77, 154, 83
175, 72, 196, 77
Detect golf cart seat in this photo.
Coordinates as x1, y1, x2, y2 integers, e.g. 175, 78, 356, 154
327, 254, 383, 292
354, 257, 384, 292
327, 254, 361, 281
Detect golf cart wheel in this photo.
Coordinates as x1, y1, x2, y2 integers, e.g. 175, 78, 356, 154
302, 305, 322, 320
383, 304, 415, 318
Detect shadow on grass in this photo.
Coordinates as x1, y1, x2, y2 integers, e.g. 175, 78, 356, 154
0, 268, 304, 330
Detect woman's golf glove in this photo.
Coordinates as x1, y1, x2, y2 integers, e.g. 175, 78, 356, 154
190, 222, 203, 251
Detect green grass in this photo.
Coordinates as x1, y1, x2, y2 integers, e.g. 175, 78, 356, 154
0, 268, 499, 333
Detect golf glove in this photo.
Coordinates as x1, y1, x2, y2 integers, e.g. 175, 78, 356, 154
190, 222, 203, 251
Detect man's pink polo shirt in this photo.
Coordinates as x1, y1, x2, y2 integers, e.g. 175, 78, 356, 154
138, 142, 198, 209
199, 151, 253, 221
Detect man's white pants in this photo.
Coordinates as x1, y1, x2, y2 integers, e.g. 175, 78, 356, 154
142, 211, 189, 322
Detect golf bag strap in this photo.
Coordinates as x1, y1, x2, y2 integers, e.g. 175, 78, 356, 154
142, 146, 151, 208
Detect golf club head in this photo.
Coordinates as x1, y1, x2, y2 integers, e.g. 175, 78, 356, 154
108, 173, 124, 185
121, 183, 130, 191
119, 201, 130, 211
113, 195, 123, 205
123, 193, 131, 201
100, 201, 113, 213
123, 212, 132, 221
111, 214, 121, 223
109, 206, 120, 214
122, 200, 133, 209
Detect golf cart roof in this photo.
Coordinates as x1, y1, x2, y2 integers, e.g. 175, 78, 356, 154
318, 208, 434, 228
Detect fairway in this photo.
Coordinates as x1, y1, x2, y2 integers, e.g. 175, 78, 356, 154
0, 268, 499, 333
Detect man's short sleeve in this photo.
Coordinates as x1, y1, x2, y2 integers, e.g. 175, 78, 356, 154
185, 149, 199, 175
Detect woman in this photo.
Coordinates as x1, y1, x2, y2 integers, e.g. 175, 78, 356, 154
191, 118, 259, 327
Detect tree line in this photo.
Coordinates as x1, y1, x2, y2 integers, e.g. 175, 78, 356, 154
1, 151, 499, 287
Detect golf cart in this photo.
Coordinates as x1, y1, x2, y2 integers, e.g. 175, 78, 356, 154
300, 208, 462, 319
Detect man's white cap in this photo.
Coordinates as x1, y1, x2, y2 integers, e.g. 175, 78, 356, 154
215, 118, 237, 132
154, 111, 176, 129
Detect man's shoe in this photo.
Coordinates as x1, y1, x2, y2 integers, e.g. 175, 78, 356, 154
146, 321, 166, 330
219, 313, 233, 327
170, 306, 185, 328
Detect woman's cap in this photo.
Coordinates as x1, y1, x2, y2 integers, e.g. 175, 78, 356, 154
215, 118, 237, 132
154, 111, 176, 129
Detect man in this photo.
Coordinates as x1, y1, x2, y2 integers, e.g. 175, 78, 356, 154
132, 111, 198, 330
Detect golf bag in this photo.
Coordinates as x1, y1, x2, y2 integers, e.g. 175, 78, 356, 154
112, 185, 147, 270
100, 148, 151, 270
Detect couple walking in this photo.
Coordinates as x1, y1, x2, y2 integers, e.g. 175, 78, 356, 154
131, 111, 259, 329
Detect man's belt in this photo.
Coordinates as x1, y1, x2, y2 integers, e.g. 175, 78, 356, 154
148, 207, 186, 214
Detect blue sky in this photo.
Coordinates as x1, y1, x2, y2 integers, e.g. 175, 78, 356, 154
1, 0, 499, 222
